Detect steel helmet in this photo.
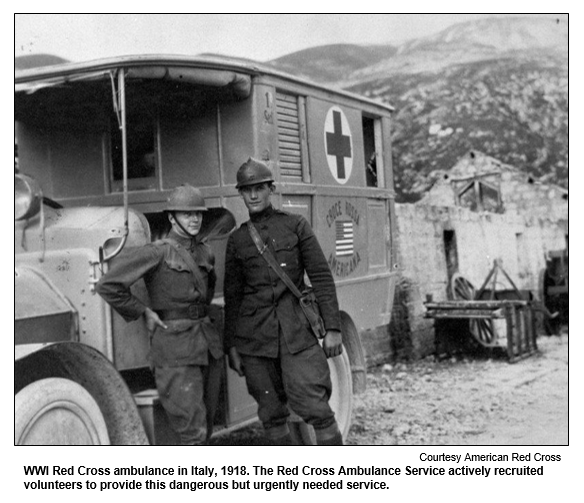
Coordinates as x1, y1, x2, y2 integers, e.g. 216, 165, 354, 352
235, 158, 274, 189
166, 184, 207, 212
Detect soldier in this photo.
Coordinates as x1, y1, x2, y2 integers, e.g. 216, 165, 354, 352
224, 158, 344, 445
96, 185, 223, 445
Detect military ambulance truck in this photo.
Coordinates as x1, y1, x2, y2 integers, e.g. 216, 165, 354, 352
15, 55, 398, 445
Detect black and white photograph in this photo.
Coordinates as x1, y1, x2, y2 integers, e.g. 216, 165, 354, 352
13, 11, 571, 500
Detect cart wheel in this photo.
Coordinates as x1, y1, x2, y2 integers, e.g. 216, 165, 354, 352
450, 273, 476, 301
451, 274, 497, 347
470, 319, 497, 346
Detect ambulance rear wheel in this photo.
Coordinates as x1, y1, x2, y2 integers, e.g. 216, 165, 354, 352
328, 347, 353, 439
340, 312, 367, 393
289, 345, 353, 445
15, 378, 110, 445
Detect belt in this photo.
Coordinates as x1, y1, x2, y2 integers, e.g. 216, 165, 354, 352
155, 304, 208, 321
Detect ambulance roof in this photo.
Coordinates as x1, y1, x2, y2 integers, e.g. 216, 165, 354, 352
15, 53, 394, 112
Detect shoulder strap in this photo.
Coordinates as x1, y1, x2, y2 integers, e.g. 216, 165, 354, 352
247, 221, 302, 299
159, 238, 207, 300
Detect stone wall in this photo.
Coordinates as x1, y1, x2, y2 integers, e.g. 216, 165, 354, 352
499, 171, 568, 222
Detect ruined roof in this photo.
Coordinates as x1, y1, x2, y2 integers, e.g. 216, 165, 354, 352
447, 150, 518, 181
447, 150, 567, 195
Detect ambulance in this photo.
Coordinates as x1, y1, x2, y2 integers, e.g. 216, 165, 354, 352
15, 55, 397, 444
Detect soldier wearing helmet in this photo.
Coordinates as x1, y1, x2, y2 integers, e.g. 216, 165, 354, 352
235, 157, 275, 189
96, 184, 223, 445
224, 158, 344, 445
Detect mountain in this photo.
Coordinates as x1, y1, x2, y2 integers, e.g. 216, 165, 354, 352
270, 43, 396, 84
15, 53, 69, 70
268, 16, 568, 202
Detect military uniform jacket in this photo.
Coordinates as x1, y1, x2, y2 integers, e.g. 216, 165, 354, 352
96, 230, 223, 367
223, 205, 341, 357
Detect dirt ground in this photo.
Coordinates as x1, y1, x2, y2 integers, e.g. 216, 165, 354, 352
348, 333, 568, 445
210, 333, 568, 446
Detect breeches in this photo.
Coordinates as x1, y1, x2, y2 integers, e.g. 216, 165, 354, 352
154, 354, 223, 445
240, 341, 336, 434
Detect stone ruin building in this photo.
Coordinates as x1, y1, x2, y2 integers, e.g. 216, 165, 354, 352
365, 150, 568, 365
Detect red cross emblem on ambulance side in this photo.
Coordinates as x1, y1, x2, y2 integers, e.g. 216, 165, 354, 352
324, 106, 353, 184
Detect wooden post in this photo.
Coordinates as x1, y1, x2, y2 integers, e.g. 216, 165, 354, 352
526, 304, 537, 353
506, 305, 515, 361
515, 306, 523, 357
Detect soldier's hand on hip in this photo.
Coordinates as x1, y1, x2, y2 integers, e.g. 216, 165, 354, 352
323, 330, 343, 358
228, 347, 245, 377
144, 307, 168, 333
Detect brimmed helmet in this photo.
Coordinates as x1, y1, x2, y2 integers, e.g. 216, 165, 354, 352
236, 158, 274, 189
166, 184, 207, 212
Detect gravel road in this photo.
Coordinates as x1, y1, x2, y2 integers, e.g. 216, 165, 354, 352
210, 334, 568, 446
348, 334, 568, 445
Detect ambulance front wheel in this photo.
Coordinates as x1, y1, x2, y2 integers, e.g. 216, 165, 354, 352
15, 377, 110, 445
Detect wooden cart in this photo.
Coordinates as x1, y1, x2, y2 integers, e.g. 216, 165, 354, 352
425, 299, 537, 362
425, 260, 538, 362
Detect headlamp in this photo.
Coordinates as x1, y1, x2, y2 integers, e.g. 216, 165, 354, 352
15, 174, 43, 221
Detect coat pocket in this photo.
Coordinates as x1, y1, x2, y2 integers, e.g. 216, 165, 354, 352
164, 256, 190, 273
273, 234, 298, 252
273, 234, 299, 270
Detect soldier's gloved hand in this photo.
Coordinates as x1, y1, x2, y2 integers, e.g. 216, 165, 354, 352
323, 330, 343, 358
144, 307, 168, 333
228, 347, 245, 377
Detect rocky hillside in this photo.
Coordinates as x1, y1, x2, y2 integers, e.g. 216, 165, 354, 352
268, 16, 568, 202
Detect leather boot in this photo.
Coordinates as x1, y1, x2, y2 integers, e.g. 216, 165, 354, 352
267, 433, 293, 446
265, 423, 292, 446
314, 422, 344, 446
288, 420, 316, 445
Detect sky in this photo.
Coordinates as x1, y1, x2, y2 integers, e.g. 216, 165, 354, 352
14, 13, 565, 64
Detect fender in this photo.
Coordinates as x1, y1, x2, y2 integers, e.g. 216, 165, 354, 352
15, 266, 77, 347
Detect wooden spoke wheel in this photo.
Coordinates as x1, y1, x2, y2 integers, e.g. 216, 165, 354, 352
450, 273, 476, 301
450, 273, 497, 346
469, 318, 498, 346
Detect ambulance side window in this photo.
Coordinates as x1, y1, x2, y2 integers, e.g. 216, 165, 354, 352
109, 87, 158, 192
110, 112, 157, 185
363, 115, 383, 188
